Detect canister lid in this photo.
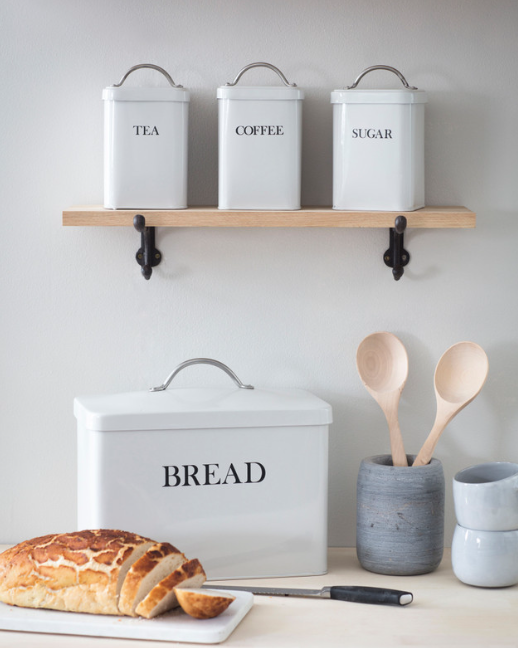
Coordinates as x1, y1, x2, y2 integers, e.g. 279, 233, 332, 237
331, 89, 427, 104
218, 62, 303, 101
217, 86, 304, 101
332, 65, 426, 104
103, 64, 189, 102
74, 387, 332, 432
103, 86, 190, 102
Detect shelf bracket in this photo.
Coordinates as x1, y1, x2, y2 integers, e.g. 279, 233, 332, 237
384, 215, 410, 281
133, 214, 162, 280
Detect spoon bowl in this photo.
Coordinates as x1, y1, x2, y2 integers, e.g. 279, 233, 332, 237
357, 332, 409, 467
413, 342, 489, 467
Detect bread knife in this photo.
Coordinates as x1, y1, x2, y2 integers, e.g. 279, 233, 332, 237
204, 585, 413, 606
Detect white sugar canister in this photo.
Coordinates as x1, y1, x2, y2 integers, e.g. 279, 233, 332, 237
218, 62, 303, 210
75, 359, 332, 580
331, 65, 427, 212
103, 64, 189, 209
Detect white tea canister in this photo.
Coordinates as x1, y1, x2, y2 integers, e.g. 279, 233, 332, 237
331, 65, 427, 212
218, 62, 304, 210
103, 64, 190, 210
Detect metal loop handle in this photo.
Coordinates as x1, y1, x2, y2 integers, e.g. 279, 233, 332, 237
225, 62, 297, 87
347, 65, 417, 90
112, 63, 183, 88
150, 358, 254, 392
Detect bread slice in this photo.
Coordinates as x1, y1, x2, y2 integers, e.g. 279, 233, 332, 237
135, 558, 206, 619
0, 530, 155, 615
174, 588, 235, 619
118, 542, 187, 616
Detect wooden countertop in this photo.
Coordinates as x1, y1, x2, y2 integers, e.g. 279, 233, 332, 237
0, 547, 516, 647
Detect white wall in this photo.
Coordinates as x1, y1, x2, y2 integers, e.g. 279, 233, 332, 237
1, 0, 518, 547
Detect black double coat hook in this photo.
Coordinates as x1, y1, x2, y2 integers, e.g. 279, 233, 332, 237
384, 215, 410, 281
133, 215, 162, 280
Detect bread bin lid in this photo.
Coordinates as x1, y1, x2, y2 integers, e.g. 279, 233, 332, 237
74, 359, 332, 432
331, 64, 427, 104
102, 63, 190, 103
217, 61, 303, 101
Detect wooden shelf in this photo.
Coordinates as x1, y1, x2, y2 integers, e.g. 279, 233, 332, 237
62, 205, 475, 228
62, 205, 475, 280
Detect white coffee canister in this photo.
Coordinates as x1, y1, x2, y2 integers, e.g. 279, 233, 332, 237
103, 64, 190, 210
218, 62, 304, 210
331, 65, 427, 212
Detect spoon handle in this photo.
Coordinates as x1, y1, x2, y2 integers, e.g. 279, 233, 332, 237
412, 419, 445, 466
384, 406, 408, 467
389, 421, 408, 467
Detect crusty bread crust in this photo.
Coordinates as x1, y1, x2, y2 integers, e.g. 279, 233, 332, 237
174, 588, 235, 619
118, 542, 186, 616
0, 530, 155, 615
135, 558, 206, 619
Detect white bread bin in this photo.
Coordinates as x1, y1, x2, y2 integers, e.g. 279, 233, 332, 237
331, 65, 427, 211
75, 359, 332, 580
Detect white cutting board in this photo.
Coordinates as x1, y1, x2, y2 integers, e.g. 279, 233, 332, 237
0, 591, 253, 644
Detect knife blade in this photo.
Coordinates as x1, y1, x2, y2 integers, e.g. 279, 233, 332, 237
203, 584, 413, 606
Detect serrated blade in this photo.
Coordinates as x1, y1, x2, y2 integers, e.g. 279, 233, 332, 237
203, 585, 330, 598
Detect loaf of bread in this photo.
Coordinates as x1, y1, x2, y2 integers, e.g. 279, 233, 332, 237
0, 530, 218, 619
0, 530, 155, 615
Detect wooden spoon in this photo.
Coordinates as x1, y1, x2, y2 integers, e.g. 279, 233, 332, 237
413, 342, 489, 467
356, 332, 409, 467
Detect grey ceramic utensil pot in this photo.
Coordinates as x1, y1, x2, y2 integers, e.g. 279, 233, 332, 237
356, 454, 445, 576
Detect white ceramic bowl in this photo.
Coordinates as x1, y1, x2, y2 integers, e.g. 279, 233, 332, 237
453, 462, 518, 531
452, 524, 518, 587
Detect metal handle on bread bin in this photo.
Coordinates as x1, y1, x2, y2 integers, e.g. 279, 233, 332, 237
225, 62, 297, 87
112, 63, 183, 88
150, 359, 254, 392
347, 65, 418, 90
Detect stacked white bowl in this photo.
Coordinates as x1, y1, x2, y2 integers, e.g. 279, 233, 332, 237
452, 462, 518, 587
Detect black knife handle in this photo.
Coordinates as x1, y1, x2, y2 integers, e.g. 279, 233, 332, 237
329, 586, 413, 606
